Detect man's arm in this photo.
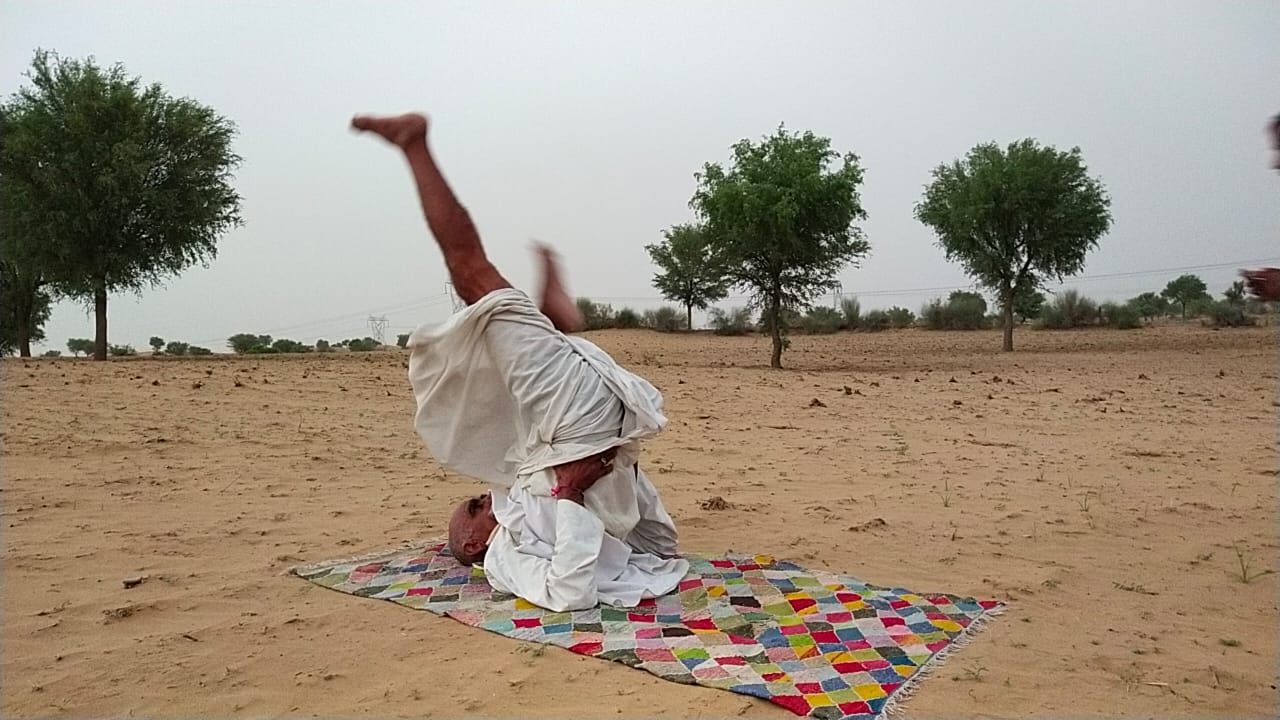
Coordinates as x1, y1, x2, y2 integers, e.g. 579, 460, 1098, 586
483, 450, 618, 612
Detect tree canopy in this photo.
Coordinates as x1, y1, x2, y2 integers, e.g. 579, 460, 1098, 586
1161, 274, 1210, 319
691, 125, 868, 368
645, 223, 730, 331
915, 139, 1111, 351
2, 50, 243, 360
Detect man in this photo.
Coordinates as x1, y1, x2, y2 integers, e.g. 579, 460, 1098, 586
1241, 113, 1280, 302
351, 111, 689, 613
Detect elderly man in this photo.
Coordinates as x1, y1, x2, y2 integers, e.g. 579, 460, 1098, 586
351, 111, 688, 613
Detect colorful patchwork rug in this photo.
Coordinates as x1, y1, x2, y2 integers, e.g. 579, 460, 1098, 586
292, 541, 1003, 720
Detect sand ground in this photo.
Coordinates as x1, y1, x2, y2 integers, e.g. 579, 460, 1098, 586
3, 324, 1277, 718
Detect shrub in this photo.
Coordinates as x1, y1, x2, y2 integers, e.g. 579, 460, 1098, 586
66, 338, 93, 357
709, 307, 754, 336
42, 350, 61, 357
271, 338, 312, 354
346, 337, 380, 352
165, 341, 189, 356
1203, 300, 1255, 328
840, 297, 862, 330
614, 307, 642, 329
801, 306, 843, 334
108, 344, 136, 357
921, 291, 988, 330
396, 333, 410, 348
228, 333, 271, 354
1100, 302, 1142, 329
861, 309, 891, 332
1038, 290, 1098, 329
246, 345, 279, 354
576, 298, 615, 330
188, 345, 212, 356
641, 306, 684, 332
887, 306, 915, 329
315, 339, 332, 353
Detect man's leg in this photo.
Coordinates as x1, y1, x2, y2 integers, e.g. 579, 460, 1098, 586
351, 113, 509, 304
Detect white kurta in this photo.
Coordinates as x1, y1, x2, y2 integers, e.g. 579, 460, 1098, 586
406, 288, 689, 611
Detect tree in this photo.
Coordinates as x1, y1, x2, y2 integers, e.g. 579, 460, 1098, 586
314, 339, 332, 353
1013, 287, 1046, 323
0, 260, 51, 356
645, 223, 730, 331
270, 338, 311, 354
187, 345, 212, 356
66, 338, 93, 357
692, 125, 868, 367
149, 336, 165, 353
165, 340, 189, 356
0, 102, 54, 357
915, 139, 1112, 351
1161, 274, 1210, 319
228, 333, 271, 354
1224, 280, 1246, 306
1129, 292, 1168, 323
2, 50, 242, 360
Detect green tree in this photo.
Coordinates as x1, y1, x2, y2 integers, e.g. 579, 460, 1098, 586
66, 338, 93, 357
645, 223, 730, 331
0, 260, 51, 356
692, 125, 868, 367
227, 333, 270, 354
187, 345, 212, 356
149, 336, 165, 353
2, 50, 242, 360
1128, 292, 1168, 323
165, 340, 189, 356
271, 338, 311, 354
314, 339, 332, 353
1013, 287, 1046, 323
1161, 274, 1210, 319
1224, 280, 1247, 306
0, 102, 54, 357
915, 139, 1112, 351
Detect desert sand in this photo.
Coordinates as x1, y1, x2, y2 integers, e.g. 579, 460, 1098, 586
2, 324, 1276, 718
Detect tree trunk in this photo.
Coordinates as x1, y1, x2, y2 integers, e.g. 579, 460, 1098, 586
16, 304, 32, 357
686, 303, 693, 332
1181, 301, 1187, 320
93, 285, 108, 361
1002, 302, 1015, 352
769, 295, 783, 369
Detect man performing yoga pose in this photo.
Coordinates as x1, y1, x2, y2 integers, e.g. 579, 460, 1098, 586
351, 112, 689, 613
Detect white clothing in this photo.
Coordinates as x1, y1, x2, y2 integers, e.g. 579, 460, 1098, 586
482, 464, 687, 612
407, 288, 688, 611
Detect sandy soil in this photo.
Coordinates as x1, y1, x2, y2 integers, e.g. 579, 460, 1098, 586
3, 324, 1277, 718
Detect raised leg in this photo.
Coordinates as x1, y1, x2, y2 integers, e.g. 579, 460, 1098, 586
351, 113, 510, 304
533, 242, 585, 333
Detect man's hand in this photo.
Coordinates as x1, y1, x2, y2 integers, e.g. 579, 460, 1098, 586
552, 448, 618, 504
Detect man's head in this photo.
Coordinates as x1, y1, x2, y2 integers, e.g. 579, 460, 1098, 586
448, 492, 498, 565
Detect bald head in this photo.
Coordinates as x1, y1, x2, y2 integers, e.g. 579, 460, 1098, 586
447, 492, 497, 565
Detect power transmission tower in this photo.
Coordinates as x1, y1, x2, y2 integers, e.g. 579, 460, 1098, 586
367, 315, 388, 346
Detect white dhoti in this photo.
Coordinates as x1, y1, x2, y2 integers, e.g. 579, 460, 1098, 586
406, 288, 688, 611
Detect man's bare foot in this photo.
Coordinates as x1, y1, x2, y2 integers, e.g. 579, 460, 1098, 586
351, 113, 428, 149
534, 242, 585, 333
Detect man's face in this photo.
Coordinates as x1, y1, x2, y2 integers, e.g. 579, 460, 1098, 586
447, 492, 497, 561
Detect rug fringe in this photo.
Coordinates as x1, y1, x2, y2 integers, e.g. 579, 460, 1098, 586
880, 604, 1007, 719
284, 536, 444, 577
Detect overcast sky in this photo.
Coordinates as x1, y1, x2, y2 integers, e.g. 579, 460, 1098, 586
4, 0, 1278, 351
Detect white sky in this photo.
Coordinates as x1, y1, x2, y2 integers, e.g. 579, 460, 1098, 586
3, 0, 1278, 351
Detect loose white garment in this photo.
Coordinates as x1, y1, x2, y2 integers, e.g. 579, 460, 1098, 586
482, 466, 688, 612
406, 288, 686, 608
